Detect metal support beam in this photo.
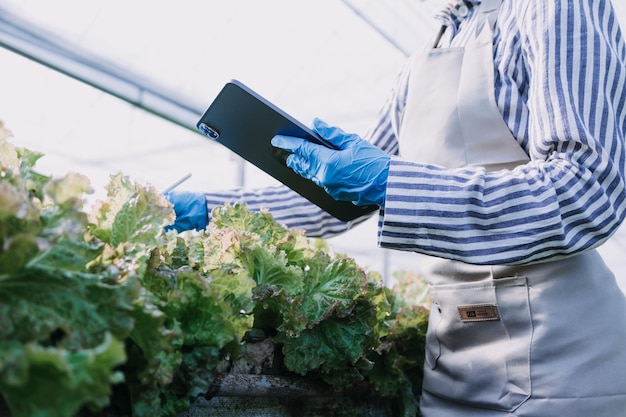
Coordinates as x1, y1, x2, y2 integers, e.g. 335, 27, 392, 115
0, 6, 251, 186
0, 6, 206, 136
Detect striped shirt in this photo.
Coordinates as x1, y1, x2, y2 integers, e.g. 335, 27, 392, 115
206, 0, 626, 265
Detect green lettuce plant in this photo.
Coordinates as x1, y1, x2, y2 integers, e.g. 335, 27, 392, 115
0, 121, 430, 417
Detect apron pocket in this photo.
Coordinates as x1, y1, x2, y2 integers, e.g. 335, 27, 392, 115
422, 276, 532, 411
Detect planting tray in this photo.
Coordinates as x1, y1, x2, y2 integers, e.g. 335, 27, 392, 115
0, 374, 396, 417
177, 374, 396, 417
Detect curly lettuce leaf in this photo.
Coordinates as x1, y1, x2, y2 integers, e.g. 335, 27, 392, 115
163, 269, 243, 347
211, 203, 312, 262
42, 172, 92, 245
177, 229, 257, 316
87, 173, 174, 253
252, 254, 370, 338
127, 241, 254, 417
0, 133, 140, 417
242, 244, 304, 293
122, 291, 184, 417
391, 269, 432, 308
87, 173, 137, 242
143, 240, 254, 350
211, 203, 289, 246
0, 232, 39, 275
278, 300, 378, 389
301, 257, 368, 324
0, 250, 138, 352
365, 270, 429, 405
126, 291, 183, 386
0, 130, 48, 203
0, 334, 126, 417
0, 135, 93, 275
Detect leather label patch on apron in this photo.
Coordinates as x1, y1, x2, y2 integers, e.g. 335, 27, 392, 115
457, 304, 500, 322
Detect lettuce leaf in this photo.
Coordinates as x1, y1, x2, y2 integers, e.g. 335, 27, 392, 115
0, 259, 137, 351
0, 335, 125, 417
279, 299, 378, 382
0, 134, 136, 417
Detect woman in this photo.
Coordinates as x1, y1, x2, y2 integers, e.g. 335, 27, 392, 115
169, 0, 626, 415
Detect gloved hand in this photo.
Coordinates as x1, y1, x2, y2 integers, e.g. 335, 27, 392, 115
164, 190, 208, 232
271, 118, 390, 207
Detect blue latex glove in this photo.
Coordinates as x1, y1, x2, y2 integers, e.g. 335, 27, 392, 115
271, 118, 390, 207
164, 190, 208, 232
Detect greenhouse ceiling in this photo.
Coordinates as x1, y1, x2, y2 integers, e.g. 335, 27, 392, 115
1, 0, 626, 285
0, 0, 446, 191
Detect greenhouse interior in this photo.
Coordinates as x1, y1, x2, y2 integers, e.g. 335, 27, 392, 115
2, 0, 626, 287
1, 1, 626, 416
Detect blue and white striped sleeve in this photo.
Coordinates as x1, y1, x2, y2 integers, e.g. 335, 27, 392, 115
379, 0, 626, 265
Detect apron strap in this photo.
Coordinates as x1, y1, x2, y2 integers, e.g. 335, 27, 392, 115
476, 0, 502, 41
432, 0, 503, 48
479, 0, 502, 12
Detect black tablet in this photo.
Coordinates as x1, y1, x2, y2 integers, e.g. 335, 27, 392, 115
196, 79, 379, 222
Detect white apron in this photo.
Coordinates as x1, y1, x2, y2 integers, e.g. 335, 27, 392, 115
396, 1, 626, 415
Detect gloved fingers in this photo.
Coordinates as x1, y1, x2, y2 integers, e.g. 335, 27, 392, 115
273, 125, 389, 208
272, 135, 322, 181
164, 190, 199, 211
163, 190, 208, 232
272, 135, 335, 166
285, 154, 317, 184
311, 117, 361, 149
271, 135, 308, 153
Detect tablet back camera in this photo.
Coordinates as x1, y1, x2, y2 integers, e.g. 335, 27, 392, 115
198, 123, 220, 140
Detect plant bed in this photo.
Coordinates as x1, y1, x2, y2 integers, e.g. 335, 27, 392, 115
0, 123, 430, 417
0, 374, 394, 417
182, 374, 395, 417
